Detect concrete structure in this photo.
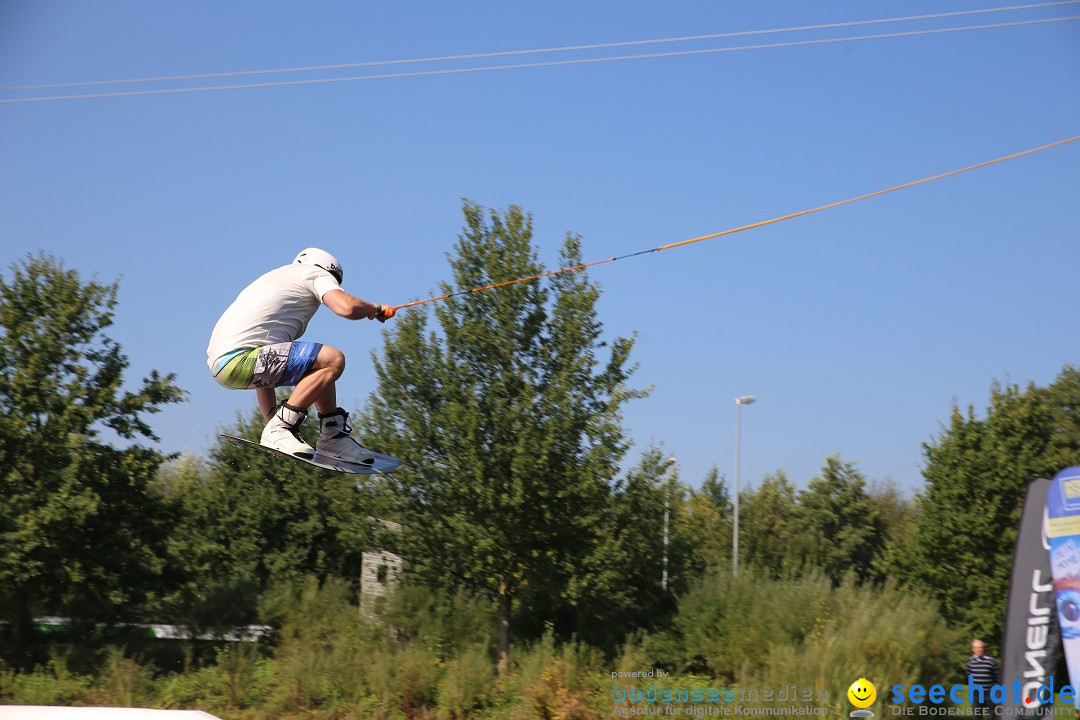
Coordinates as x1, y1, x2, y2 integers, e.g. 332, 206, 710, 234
360, 549, 402, 616
361, 517, 403, 618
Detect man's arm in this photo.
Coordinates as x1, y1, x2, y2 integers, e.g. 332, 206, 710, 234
322, 289, 382, 321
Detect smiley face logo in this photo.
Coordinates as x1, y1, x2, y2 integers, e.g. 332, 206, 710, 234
848, 678, 877, 708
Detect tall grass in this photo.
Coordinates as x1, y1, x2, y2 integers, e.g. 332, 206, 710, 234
751, 578, 958, 715
616, 568, 961, 716
0, 572, 961, 719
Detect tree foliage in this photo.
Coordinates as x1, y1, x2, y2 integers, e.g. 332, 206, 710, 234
737, 471, 798, 575
362, 202, 645, 669
569, 447, 689, 649
0, 254, 185, 663
728, 458, 901, 582
890, 368, 1080, 640
677, 467, 732, 576
790, 455, 885, 583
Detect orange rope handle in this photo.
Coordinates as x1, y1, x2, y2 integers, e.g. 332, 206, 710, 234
388, 134, 1080, 313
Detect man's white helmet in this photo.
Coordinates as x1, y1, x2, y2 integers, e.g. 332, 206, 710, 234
294, 248, 343, 284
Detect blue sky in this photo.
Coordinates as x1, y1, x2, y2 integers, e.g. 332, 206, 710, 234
2, 1, 1078, 494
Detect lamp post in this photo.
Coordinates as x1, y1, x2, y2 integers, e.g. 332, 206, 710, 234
733, 395, 756, 577
662, 455, 675, 592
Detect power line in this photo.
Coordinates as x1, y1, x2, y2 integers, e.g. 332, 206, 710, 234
386, 135, 1080, 314
2, 15, 1076, 104
2, 1, 1075, 92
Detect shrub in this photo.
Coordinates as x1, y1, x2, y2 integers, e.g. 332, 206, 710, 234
670, 568, 832, 679
2, 655, 91, 705
436, 644, 496, 719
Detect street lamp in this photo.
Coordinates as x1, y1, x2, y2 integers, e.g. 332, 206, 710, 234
662, 455, 675, 592
733, 395, 756, 577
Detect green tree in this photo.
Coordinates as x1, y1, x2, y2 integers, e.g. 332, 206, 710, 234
737, 471, 798, 575
789, 455, 885, 583
679, 467, 732, 575
570, 447, 685, 649
866, 478, 914, 546
0, 254, 185, 664
890, 367, 1080, 639
363, 202, 644, 671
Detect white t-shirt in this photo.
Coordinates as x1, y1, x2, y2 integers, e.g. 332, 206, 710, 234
207, 264, 341, 368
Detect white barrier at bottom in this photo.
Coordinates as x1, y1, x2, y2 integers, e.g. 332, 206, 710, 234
0, 708, 222, 719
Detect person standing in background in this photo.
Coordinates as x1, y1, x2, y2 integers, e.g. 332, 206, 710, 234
967, 639, 1000, 716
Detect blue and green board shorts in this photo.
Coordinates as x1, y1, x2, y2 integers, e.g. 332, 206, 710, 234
212, 341, 323, 390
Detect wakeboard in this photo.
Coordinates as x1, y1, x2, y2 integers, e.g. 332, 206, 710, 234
221, 434, 403, 475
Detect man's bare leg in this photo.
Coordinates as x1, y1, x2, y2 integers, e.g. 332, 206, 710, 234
259, 346, 345, 457
256, 387, 276, 421
285, 345, 345, 414
271, 345, 373, 465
